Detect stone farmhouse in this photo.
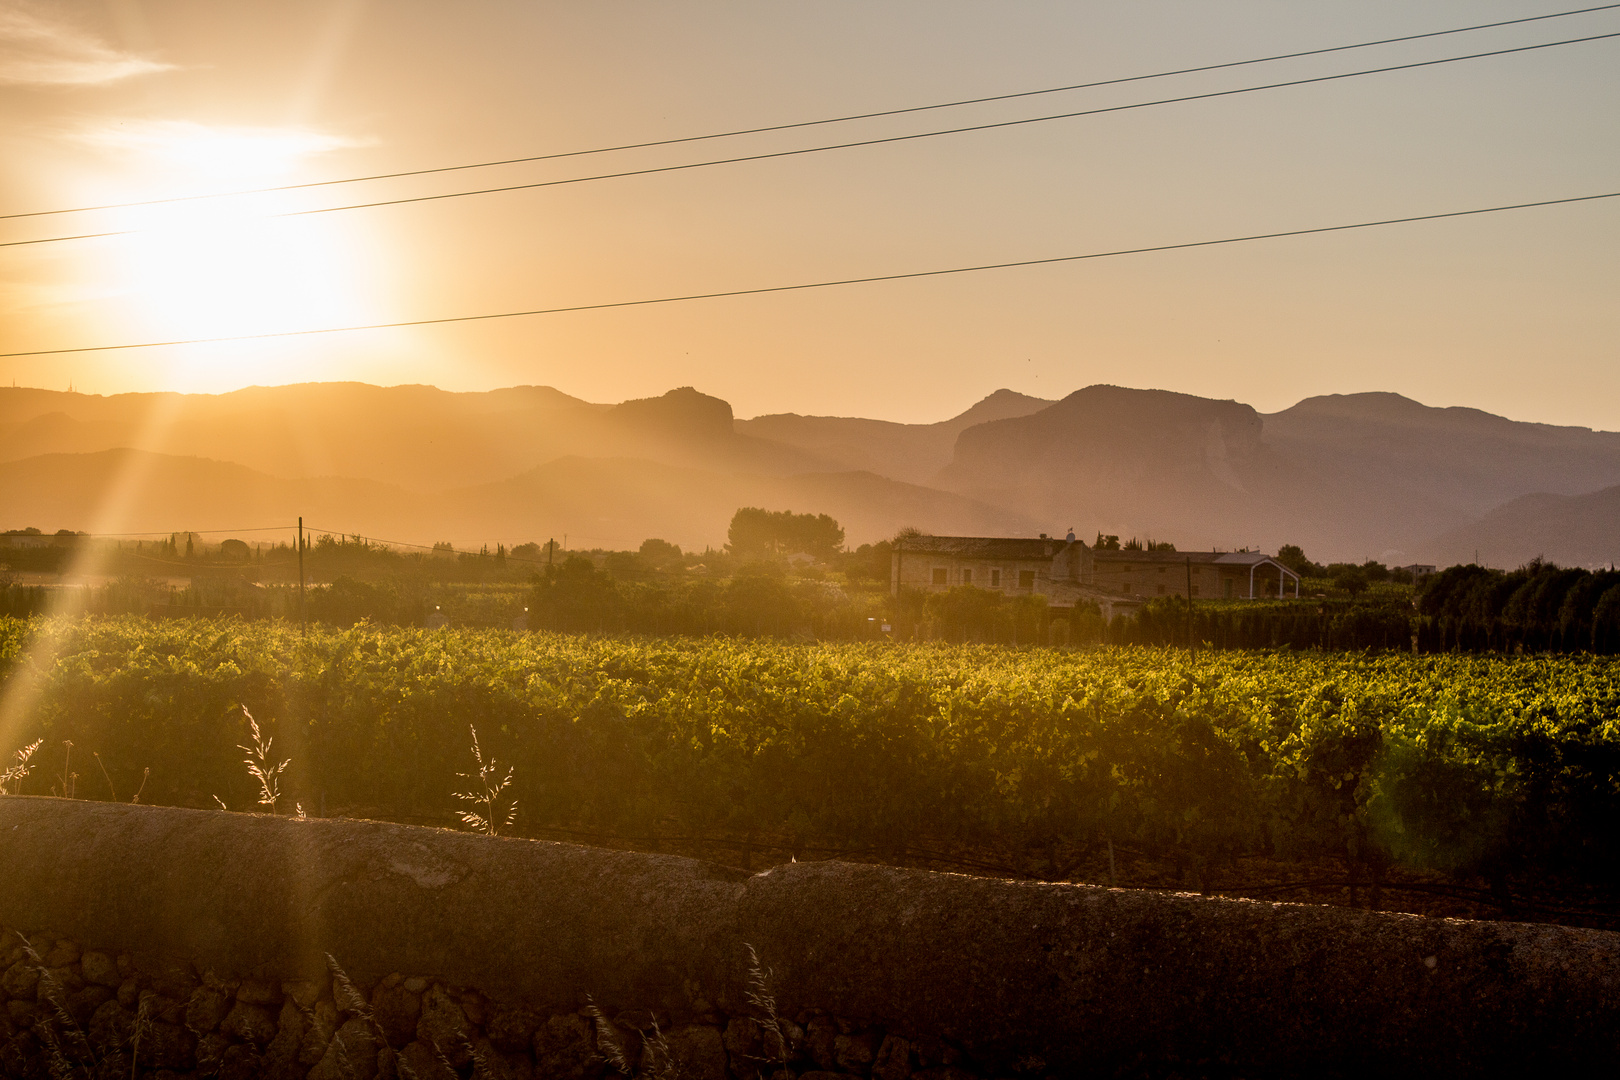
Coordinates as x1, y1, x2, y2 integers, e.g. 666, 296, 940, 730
892, 532, 1300, 617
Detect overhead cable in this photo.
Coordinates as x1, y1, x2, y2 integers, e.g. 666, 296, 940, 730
4, 30, 1616, 251
2, 2, 1616, 222
3, 189, 1614, 358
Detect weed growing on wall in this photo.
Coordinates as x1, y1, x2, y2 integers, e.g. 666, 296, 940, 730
0, 738, 41, 795
454, 724, 515, 836
52, 739, 76, 799
13, 931, 99, 1078
237, 705, 289, 813
744, 943, 789, 1067
586, 997, 633, 1076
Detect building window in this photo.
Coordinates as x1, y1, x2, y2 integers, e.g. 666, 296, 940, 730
932, 568, 948, 586
990, 568, 1002, 587
1191, 584, 1200, 597
1224, 578, 1234, 598
1157, 584, 1166, 595
1018, 570, 1036, 589
1123, 583, 1133, 594
962, 568, 973, 585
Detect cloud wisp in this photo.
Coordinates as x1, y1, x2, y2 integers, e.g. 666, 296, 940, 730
0, 3, 172, 86
74, 119, 371, 182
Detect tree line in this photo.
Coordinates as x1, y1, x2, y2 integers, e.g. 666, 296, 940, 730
8, 509, 1620, 653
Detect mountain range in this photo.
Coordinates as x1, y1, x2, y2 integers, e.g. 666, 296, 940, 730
2, 381, 1618, 566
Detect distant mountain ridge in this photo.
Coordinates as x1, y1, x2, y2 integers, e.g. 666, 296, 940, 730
929, 386, 1620, 563
2, 381, 1618, 563
0, 383, 834, 491
1425, 484, 1620, 569
0, 447, 1032, 552
735, 388, 1053, 484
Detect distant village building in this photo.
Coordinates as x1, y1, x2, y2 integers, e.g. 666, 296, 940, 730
892, 533, 1300, 615
1, 531, 52, 549
1398, 563, 1437, 579
1093, 547, 1301, 600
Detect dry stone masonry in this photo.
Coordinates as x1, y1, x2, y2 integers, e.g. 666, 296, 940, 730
2, 797, 1618, 1078
0, 928, 968, 1080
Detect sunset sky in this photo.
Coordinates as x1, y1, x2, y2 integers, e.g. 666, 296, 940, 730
0, 1, 1616, 426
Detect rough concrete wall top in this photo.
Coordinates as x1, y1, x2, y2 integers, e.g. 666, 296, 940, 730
0, 797, 746, 1014
4, 797, 1619, 1076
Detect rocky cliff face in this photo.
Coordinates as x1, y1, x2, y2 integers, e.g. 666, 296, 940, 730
938, 385, 1268, 543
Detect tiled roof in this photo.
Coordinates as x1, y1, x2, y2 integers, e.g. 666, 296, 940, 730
897, 535, 1072, 559
1094, 549, 1292, 570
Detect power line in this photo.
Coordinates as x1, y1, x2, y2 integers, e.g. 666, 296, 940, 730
3, 3, 1616, 223
19, 525, 301, 538
4, 29, 1617, 251
4, 189, 1614, 359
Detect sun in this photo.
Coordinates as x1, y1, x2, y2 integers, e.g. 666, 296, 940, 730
119, 208, 362, 339
83, 122, 380, 380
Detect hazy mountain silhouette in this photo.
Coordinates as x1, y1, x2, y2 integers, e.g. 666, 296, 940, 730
1258, 393, 1620, 556
0, 448, 413, 538
4, 381, 1619, 562
1425, 484, 1620, 569
930, 386, 1620, 561
936, 385, 1269, 545
0, 383, 833, 491
931, 386, 1620, 560
735, 388, 1053, 483
0, 447, 1029, 552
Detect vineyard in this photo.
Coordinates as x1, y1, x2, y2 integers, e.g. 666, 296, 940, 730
3, 615, 1619, 925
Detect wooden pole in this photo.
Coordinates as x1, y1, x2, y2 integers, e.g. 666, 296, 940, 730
893, 536, 902, 598
1185, 556, 1194, 650
298, 517, 306, 634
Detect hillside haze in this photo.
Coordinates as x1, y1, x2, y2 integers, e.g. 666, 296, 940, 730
736, 388, 1054, 484
3, 381, 1619, 563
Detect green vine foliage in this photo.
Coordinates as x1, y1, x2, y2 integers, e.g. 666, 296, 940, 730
2, 616, 1618, 893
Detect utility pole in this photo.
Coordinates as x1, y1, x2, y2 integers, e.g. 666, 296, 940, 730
548, 538, 555, 567
298, 517, 306, 634
892, 536, 902, 598
1185, 556, 1194, 651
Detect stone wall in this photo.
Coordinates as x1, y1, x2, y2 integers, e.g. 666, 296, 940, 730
0, 929, 940, 1080
3, 796, 1619, 1078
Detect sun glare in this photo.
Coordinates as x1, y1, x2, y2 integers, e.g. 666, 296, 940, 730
118, 209, 361, 338
84, 123, 378, 384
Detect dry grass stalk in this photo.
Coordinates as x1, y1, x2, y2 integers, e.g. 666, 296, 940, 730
92, 751, 116, 801
237, 705, 289, 813
0, 737, 42, 795
585, 997, 632, 1076
131, 767, 149, 804
641, 1018, 682, 1080
324, 953, 421, 1080
14, 932, 95, 1077
36, 1017, 79, 1080
325, 953, 371, 1018
56, 739, 75, 799
130, 993, 152, 1080
454, 724, 515, 836
744, 943, 788, 1065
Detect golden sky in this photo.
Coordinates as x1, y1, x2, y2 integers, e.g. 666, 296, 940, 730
0, 1, 1616, 426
